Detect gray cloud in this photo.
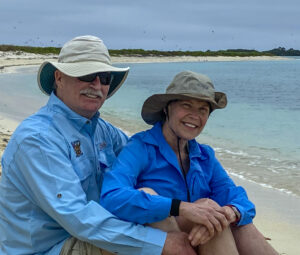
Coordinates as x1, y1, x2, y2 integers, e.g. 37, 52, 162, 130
0, 0, 299, 50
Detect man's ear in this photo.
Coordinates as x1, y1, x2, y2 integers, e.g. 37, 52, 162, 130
54, 70, 62, 88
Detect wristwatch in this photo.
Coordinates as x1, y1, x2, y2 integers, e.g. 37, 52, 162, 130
228, 205, 241, 222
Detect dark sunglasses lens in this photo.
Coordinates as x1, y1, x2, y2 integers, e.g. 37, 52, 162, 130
78, 72, 111, 85
99, 72, 111, 85
78, 73, 98, 82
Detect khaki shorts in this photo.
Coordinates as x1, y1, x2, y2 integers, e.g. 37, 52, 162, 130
60, 237, 115, 255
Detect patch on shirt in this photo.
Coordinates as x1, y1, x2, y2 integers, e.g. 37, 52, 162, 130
99, 141, 107, 150
71, 140, 83, 157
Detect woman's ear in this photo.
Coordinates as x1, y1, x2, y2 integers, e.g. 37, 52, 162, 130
164, 107, 169, 120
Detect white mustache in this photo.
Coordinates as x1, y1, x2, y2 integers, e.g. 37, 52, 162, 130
80, 88, 103, 98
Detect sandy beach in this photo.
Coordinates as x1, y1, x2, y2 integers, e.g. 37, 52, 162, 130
0, 50, 289, 73
0, 52, 299, 255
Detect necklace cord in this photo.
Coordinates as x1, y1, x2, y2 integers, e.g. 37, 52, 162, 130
177, 137, 191, 202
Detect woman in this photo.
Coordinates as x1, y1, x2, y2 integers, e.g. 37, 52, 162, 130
101, 71, 278, 254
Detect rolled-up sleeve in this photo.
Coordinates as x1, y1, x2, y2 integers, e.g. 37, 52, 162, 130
206, 146, 256, 226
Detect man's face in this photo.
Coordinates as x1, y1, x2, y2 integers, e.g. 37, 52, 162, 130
55, 70, 109, 119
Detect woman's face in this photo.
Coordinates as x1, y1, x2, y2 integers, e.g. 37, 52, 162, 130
163, 99, 210, 142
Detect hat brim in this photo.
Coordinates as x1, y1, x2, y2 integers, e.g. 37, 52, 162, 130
141, 93, 227, 125
37, 61, 129, 98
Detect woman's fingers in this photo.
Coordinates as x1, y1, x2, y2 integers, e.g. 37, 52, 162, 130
179, 200, 229, 237
188, 225, 211, 246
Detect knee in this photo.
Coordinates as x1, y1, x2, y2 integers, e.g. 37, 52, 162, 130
194, 198, 220, 208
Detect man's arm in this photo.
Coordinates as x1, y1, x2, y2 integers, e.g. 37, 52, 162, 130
11, 133, 166, 255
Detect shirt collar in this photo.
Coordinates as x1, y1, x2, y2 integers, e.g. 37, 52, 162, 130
188, 139, 207, 160
143, 122, 207, 160
47, 92, 100, 132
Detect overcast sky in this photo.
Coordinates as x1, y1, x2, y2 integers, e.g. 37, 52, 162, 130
1, 0, 299, 51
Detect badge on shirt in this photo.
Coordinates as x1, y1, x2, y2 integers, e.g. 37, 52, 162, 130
71, 140, 83, 157
99, 141, 107, 150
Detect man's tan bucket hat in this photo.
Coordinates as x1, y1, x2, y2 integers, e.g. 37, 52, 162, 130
141, 70, 227, 125
37, 35, 129, 98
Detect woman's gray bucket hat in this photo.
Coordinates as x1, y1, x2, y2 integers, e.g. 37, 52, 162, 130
37, 35, 129, 98
141, 71, 227, 125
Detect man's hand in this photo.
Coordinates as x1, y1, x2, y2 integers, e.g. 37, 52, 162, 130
179, 198, 229, 237
162, 232, 197, 255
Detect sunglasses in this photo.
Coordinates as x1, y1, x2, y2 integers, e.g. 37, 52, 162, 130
78, 72, 112, 85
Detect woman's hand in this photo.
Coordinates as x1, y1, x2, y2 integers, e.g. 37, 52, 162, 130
179, 198, 229, 237
188, 224, 212, 246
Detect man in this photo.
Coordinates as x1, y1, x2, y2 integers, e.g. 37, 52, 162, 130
0, 35, 198, 255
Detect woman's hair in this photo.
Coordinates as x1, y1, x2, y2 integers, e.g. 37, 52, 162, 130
162, 100, 178, 122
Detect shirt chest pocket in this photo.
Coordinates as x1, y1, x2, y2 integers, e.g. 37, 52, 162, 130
190, 170, 211, 202
97, 144, 116, 173
72, 157, 94, 192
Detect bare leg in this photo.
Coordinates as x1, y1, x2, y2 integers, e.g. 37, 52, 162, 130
140, 188, 240, 255
231, 223, 278, 255
198, 227, 239, 255
149, 216, 181, 232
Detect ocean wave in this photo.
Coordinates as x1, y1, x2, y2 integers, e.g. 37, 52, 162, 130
229, 172, 297, 197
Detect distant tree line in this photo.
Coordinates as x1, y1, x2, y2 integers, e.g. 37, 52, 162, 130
109, 49, 269, 57
0, 45, 299, 56
265, 47, 300, 56
0, 45, 60, 55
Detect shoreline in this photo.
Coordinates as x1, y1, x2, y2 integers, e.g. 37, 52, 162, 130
0, 114, 299, 254
0, 50, 290, 73
0, 116, 18, 173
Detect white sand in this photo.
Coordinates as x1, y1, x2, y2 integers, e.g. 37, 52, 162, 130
231, 176, 300, 255
0, 51, 57, 72
0, 117, 17, 173
0, 50, 289, 73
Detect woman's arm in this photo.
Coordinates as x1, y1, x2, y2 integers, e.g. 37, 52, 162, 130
100, 138, 172, 224
204, 145, 256, 226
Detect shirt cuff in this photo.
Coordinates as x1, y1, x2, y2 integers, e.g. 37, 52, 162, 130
140, 227, 167, 255
170, 199, 181, 216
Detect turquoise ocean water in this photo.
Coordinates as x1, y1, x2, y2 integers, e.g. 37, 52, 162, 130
0, 59, 299, 197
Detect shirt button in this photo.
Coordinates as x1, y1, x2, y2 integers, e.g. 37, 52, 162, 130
86, 120, 90, 124
57, 193, 62, 198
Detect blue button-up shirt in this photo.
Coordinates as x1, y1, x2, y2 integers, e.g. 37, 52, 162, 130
101, 122, 255, 226
0, 93, 166, 255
